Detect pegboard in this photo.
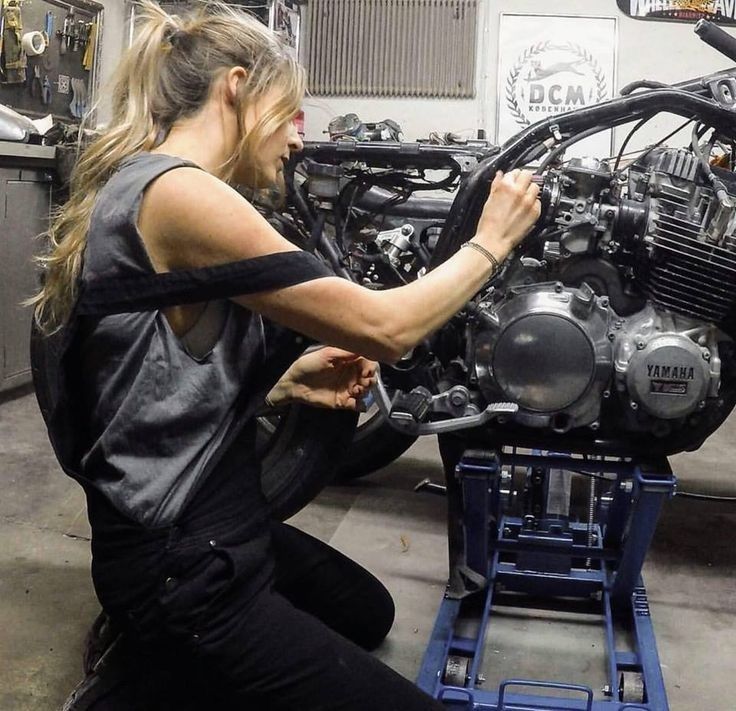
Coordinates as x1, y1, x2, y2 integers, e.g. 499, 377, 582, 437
0, 0, 103, 122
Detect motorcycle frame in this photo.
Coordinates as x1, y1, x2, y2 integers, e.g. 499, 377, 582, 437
290, 67, 736, 459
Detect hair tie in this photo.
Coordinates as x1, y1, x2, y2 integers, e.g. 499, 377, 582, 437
163, 27, 187, 50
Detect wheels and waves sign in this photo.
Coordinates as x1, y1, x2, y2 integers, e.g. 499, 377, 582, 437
618, 0, 736, 24
497, 14, 617, 159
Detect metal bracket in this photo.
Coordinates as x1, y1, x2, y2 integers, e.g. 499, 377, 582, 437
371, 368, 519, 435
705, 75, 736, 108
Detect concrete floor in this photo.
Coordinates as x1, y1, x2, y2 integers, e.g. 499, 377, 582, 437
0, 385, 734, 710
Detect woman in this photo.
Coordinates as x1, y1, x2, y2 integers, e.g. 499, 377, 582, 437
32, 2, 540, 709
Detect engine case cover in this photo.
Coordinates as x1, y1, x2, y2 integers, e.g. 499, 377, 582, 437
474, 283, 613, 431
625, 335, 710, 418
613, 306, 719, 421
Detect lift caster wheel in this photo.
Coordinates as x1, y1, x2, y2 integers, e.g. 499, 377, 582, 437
619, 671, 647, 703
443, 655, 471, 686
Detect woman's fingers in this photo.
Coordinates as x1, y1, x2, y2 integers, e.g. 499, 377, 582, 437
514, 169, 534, 191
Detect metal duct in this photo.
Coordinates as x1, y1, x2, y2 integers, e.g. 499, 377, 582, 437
305, 0, 478, 98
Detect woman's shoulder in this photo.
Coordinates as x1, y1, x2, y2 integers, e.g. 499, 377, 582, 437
83, 154, 207, 279
107, 152, 203, 192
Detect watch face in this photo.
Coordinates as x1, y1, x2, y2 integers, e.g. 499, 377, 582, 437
617, 0, 736, 26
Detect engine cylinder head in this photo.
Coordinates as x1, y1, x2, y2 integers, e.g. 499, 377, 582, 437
630, 148, 736, 323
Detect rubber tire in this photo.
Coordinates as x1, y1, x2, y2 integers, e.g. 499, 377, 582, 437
257, 404, 359, 520
336, 411, 417, 480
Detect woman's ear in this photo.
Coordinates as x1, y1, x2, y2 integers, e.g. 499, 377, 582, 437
225, 66, 249, 106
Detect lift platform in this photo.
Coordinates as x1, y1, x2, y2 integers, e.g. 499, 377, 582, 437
416, 449, 675, 710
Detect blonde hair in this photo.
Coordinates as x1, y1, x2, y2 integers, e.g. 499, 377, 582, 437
32, 0, 305, 333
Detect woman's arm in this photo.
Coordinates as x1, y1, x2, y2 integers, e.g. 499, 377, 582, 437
138, 167, 540, 362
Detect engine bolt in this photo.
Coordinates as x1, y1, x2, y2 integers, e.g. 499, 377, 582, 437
630, 401, 639, 410
600, 297, 609, 308
702, 351, 711, 361
608, 333, 615, 342
602, 390, 611, 399
636, 341, 646, 350
450, 391, 466, 407
590, 422, 600, 431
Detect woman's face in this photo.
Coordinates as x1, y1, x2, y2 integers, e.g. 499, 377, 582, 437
234, 87, 303, 187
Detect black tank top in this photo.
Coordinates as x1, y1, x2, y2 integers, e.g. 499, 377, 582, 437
31, 152, 336, 609
78, 153, 268, 528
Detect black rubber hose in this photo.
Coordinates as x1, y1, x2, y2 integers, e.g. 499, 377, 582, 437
675, 491, 736, 502
692, 122, 730, 202
285, 163, 316, 232
429, 89, 736, 268
284, 163, 353, 279
534, 124, 609, 174
694, 19, 736, 63
620, 80, 670, 96
306, 211, 326, 253
353, 185, 453, 219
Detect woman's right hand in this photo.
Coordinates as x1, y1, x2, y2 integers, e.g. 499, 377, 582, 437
474, 169, 541, 261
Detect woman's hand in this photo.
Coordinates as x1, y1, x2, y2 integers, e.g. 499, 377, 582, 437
474, 169, 541, 261
267, 347, 377, 411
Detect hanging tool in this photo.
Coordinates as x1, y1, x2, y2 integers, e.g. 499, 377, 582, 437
72, 19, 83, 52
29, 62, 42, 98
41, 74, 52, 106
44, 10, 54, 39
42, 11, 54, 71
82, 20, 97, 71
2, 0, 27, 84
70, 77, 88, 118
59, 7, 74, 55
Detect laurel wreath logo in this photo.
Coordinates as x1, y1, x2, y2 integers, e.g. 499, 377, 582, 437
506, 41, 608, 127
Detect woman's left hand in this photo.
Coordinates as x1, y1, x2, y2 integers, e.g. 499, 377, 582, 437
268, 347, 377, 411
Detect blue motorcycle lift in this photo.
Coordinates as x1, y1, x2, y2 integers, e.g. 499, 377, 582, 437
416, 449, 676, 710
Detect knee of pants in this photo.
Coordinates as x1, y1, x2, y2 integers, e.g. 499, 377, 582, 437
355, 582, 395, 651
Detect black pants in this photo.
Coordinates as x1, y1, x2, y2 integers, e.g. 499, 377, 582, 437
100, 521, 444, 711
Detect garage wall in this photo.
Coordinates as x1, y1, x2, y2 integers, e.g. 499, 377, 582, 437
486, 0, 735, 156
93, 0, 736, 156
93, 0, 130, 127
303, 0, 736, 155
301, 1, 493, 142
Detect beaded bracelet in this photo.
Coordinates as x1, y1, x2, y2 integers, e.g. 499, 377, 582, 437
460, 240, 501, 273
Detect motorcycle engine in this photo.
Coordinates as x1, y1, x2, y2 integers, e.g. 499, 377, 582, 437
466, 148, 732, 438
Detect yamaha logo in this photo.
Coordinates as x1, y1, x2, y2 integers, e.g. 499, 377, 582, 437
505, 41, 608, 128
647, 364, 695, 380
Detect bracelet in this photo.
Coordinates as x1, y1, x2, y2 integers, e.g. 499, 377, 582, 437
460, 240, 501, 273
